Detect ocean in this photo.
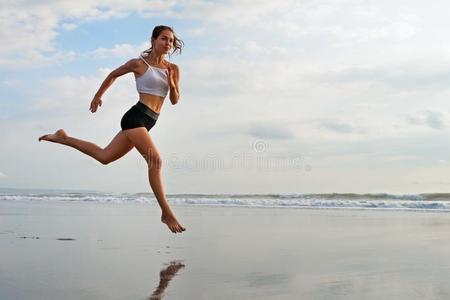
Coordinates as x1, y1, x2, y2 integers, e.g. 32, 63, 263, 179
1, 188, 450, 211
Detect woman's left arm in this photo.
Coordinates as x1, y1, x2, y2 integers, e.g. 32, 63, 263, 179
168, 63, 180, 105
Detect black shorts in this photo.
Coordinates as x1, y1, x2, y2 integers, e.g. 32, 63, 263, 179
120, 101, 159, 131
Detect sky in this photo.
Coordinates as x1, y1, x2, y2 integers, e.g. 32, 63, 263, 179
1, 0, 450, 194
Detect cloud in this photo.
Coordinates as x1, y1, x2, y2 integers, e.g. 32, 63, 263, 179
407, 111, 446, 130
248, 124, 294, 140
0, 171, 5, 178
0, 50, 77, 69
61, 23, 78, 31
320, 120, 354, 134
0, 0, 423, 68
226, 40, 288, 57
324, 64, 450, 90
0, 1, 176, 67
90, 42, 148, 59
176, 0, 420, 44
29, 68, 134, 114
2, 80, 21, 87
425, 111, 446, 129
185, 27, 207, 37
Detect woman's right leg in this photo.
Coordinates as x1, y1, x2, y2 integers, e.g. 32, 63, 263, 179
122, 127, 185, 234
38, 129, 134, 165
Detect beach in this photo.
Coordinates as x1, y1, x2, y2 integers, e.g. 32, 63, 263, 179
2, 199, 450, 299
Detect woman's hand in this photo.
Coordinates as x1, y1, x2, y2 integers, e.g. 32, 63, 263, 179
89, 96, 103, 113
167, 63, 177, 88
166, 63, 180, 104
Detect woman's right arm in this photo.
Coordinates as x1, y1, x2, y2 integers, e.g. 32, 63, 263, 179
90, 59, 140, 113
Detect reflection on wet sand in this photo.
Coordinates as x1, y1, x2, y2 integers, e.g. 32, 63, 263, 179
147, 260, 185, 300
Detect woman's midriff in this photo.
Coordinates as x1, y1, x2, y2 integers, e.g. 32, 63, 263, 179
138, 93, 164, 113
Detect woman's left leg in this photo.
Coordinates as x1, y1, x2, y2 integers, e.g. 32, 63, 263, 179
39, 129, 134, 165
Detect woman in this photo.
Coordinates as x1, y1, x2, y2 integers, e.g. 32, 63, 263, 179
39, 25, 186, 234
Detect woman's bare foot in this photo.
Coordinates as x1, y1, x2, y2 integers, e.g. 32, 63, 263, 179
161, 212, 186, 233
38, 129, 68, 143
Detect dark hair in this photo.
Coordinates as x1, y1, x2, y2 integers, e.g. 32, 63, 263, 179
141, 25, 184, 57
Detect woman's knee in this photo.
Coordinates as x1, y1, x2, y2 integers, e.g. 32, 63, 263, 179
144, 152, 162, 169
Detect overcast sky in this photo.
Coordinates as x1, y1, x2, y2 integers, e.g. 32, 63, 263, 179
1, 0, 450, 194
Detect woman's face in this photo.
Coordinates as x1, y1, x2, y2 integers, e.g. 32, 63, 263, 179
153, 29, 174, 54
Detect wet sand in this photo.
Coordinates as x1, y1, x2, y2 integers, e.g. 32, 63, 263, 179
1, 200, 450, 299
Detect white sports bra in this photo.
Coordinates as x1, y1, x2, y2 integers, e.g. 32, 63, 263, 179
135, 56, 169, 98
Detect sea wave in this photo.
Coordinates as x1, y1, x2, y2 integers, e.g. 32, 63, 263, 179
2, 191, 450, 211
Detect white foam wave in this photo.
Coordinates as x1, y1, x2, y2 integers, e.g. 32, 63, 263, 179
2, 192, 450, 212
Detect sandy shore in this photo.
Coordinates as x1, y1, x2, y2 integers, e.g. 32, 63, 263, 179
1, 200, 450, 299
